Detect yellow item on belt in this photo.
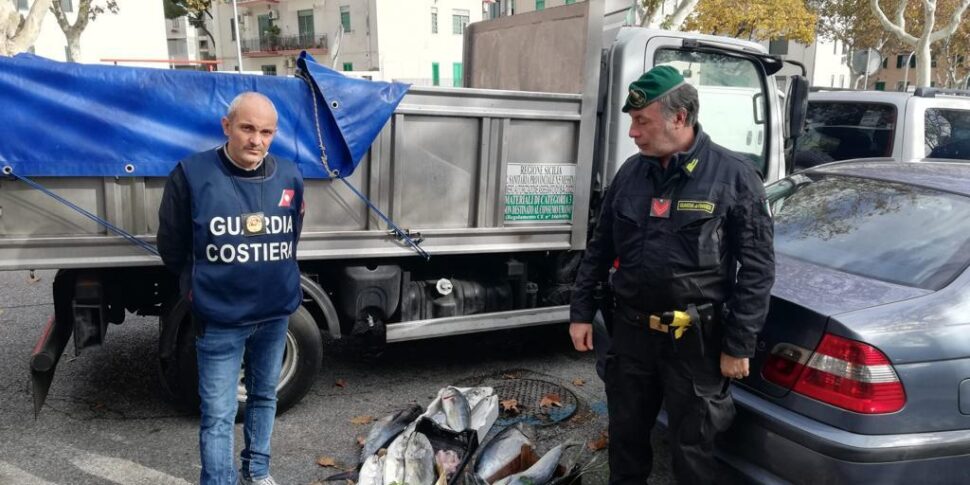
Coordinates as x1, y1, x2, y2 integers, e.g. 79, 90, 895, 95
647, 310, 693, 339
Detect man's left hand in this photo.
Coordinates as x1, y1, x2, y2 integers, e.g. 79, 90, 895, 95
720, 353, 749, 379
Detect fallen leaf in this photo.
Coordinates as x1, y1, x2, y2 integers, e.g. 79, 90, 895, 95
335, 379, 347, 388
502, 373, 519, 380
26, 272, 41, 284
572, 378, 585, 386
587, 432, 609, 451
356, 436, 367, 447
316, 456, 337, 467
350, 415, 375, 425
500, 399, 520, 413
539, 393, 562, 408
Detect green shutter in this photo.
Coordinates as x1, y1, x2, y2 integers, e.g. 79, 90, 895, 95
875, 81, 885, 91
536, 0, 545, 10
343, 63, 353, 71
340, 7, 351, 32
453, 63, 463, 87
432, 63, 440, 86
565, 0, 575, 4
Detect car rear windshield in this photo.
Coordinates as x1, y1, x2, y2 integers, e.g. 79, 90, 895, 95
794, 102, 896, 169
771, 174, 970, 290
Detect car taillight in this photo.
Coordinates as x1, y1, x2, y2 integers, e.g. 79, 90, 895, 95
763, 333, 906, 414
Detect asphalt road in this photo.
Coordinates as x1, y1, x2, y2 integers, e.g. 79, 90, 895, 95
0, 269, 686, 485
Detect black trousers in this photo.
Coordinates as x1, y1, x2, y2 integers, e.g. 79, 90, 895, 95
605, 308, 735, 485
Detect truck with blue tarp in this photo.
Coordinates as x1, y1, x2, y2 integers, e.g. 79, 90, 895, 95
0, 0, 808, 415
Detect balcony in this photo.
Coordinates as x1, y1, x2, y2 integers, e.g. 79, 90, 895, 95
236, 0, 280, 7
241, 34, 328, 57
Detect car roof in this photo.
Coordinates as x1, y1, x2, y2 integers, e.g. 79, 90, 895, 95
807, 90, 912, 103
805, 159, 970, 197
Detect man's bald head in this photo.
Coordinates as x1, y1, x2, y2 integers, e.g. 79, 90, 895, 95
225, 92, 278, 122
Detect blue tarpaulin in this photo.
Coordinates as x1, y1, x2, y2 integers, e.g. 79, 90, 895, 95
0, 52, 408, 178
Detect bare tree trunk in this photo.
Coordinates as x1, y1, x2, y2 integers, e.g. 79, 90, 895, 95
65, 30, 81, 61
0, 0, 55, 56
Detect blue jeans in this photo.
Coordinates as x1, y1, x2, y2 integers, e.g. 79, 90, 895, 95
196, 316, 289, 485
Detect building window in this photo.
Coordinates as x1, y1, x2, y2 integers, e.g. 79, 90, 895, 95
432, 62, 440, 86
882, 58, 887, 69
931, 56, 937, 68
839, 74, 845, 87
199, 39, 209, 51
831, 74, 836, 87
340, 5, 351, 32
898, 54, 916, 69
833, 40, 838, 55
565, 0, 576, 4
60, 0, 72, 13
452, 9, 469, 35
768, 38, 788, 55
230, 18, 236, 42
261, 65, 277, 76
298, 9, 314, 45
875, 81, 886, 91
536, 0, 545, 10
431, 7, 438, 34
17, 0, 28, 10
453, 62, 463, 87
343, 62, 353, 71
896, 80, 906, 91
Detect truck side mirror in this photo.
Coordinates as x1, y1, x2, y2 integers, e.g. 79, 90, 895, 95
785, 75, 810, 174
786, 75, 809, 143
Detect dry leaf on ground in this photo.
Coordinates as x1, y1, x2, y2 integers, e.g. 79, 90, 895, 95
500, 399, 520, 413
587, 431, 609, 451
539, 393, 563, 408
502, 373, 519, 380
350, 415, 375, 425
316, 456, 337, 467
572, 378, 585, 386
335, 379, 347, 388
356, 436, 367, 447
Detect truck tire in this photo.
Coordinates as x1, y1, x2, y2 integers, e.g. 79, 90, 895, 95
161, 304, 323, 420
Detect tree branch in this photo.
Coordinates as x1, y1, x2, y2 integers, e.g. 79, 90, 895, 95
894, 0, 907, 34
870, 0, 919, 44
929, 0, 970, 43
666, 0, 700, 30
49, 1, 71, 33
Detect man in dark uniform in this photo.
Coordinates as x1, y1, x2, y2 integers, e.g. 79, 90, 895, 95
158, 92, 304, 485
569, 66, 775, 484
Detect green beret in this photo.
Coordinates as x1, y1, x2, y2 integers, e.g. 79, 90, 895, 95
622, 65, 686, 113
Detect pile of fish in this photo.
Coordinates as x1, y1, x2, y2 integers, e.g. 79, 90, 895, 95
327, 386, 579, 485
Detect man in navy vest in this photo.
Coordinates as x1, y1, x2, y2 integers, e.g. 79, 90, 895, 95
158, 92, 304, 485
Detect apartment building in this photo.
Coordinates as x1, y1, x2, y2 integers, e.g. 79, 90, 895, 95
14, 0, 167, 67
765, 37, 854, 90
211, 0, 483, 85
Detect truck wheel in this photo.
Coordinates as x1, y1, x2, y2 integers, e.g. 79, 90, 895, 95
162, 305, 323, 420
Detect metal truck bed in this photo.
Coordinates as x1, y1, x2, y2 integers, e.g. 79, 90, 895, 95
0, 86, 587, 269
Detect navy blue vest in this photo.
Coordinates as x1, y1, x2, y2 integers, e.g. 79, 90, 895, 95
180, 148, 303, 325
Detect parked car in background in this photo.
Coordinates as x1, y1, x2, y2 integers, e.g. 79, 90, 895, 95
794, 89, 970, 170
718, 159, 970, 484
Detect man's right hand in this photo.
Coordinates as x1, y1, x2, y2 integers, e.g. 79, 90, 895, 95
569, 323, 594, 352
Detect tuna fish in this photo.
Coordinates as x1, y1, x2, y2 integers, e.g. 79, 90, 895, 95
362, 404, 424, 463
382, 425, 415, 485
473, 423, 536, 482
492, 445, 563, 485
403, 432, 436, 485
358, 454, 385, 485
440, 386, 471, 432
324, 405, 423, 483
